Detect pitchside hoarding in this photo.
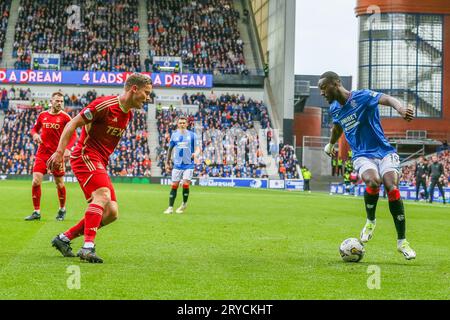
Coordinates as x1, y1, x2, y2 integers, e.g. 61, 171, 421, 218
0, 70, 213, 88
160, 178, 304, 190
330, 183, 449, 202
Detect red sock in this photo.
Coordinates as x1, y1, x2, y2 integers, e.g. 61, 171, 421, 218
64, 219, 85, 240
64, 219, 104, 241
32, 185, 41, 210
57, 186, 66, 208
84, 204, 104, 244
388, 189, 401, 202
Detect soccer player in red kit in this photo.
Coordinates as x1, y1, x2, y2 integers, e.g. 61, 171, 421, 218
25, 92, 76, 221
48, 73, 152, 263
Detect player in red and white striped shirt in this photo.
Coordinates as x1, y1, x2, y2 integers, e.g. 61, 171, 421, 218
25, 92, 77, 221
48, 74, 153, 263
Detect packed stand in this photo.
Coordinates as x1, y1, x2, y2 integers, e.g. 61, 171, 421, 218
147, 0, 246, 75
0, 87, 33, 111
13, 0, 141, 71
0, 1, 11, 63
276, 144, 300, 179
1, 98, 152, 177
156, 93, 271, 178
0, 108, 39, 175
400, 150, 450, 187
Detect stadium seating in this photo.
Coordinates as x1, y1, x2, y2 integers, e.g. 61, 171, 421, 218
0, 87, 33, 111
156, 94, 281, 178
146, 0, 246, 75
13, 0, 141, 72
277, 144, 300, 179
0, 99, 151, 177
0, 1, 11, 63
0, 108, 38, 175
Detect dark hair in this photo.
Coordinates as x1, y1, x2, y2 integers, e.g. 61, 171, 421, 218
319, 71, 341, 83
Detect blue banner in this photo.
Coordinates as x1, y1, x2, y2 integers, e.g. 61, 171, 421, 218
198, 178, 268, 189
285, 179, 304, 191
330, 183, 449, 202
0, 70, 213, 88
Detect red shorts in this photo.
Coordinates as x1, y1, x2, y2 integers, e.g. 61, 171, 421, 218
33, 153, 65, 177
70, 155, 116, 203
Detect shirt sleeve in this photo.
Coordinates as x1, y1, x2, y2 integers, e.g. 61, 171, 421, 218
330, 103, 340, 125
364, 90, 382, 109
30, 113, 42, 136
169, 134, 176, 148
80, 98, 108, 124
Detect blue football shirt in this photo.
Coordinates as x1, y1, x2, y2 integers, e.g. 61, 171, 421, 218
169, 129, 199, 170
330, 89, 396, 159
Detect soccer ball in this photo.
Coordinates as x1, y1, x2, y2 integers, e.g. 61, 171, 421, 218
339, 238, 365, 262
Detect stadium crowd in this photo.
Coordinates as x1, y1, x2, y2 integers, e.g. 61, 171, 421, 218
13, 0, 141, 72
156, 93, 299, 179
0, 87, 100, 111
0, 1, 11, 63
0, 102, 152, 177
276, 144, 300, 179
146, 0, 246, 75
0, 108, 38, 175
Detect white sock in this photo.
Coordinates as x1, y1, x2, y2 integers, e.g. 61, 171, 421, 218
59, 207, 66, 211
367, 219, 376, 224
59, 233, 70, 242
34, 210, 40, 214
397, 239, 406, 247
83, 242, 95, 249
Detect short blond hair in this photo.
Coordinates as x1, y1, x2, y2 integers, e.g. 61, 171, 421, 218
52, 91, 64, 98
125, 73, 152, 90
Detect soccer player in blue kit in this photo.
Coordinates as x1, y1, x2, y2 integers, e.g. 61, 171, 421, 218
164, 117, 201, 214
319, 71, 416, 260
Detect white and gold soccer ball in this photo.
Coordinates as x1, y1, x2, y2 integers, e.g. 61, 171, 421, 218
339, 238, 365, 262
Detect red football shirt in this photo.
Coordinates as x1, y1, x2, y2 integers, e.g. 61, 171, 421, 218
72, 96, 133, 166
31, 110, 76, 156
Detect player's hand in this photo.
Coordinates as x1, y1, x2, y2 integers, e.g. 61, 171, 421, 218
165, 161, 172, 172
324, 143, 336, 157
33, 133, 43, 144
400, 104, 414, 122
47, 150, 64, 172
63, 149, 71, 162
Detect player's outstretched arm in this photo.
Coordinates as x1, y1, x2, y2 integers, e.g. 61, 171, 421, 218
165, 146, 174, 171
324, 124, 343, 157
379, 94, 414, 122
47, 114, 87, 170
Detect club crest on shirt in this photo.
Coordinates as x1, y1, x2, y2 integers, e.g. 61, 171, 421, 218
84, 109, 93, 120
350, 100, 357, 108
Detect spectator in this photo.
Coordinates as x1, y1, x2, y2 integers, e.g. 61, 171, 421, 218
14, 0, 141, 72
156, 93, 273, 178
147, 0, 246, 75
0, 1, 11, 63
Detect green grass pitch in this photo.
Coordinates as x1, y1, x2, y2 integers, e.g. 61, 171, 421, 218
0, 180, 448, 300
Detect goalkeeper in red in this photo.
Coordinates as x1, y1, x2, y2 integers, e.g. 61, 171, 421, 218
25, 92, 76, 221
48, 74, 153, 263
319, 71, 416, 260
